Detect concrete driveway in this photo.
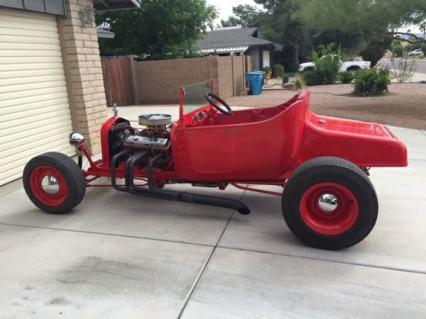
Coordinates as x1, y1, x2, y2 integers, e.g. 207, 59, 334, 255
0, 111, 425, 318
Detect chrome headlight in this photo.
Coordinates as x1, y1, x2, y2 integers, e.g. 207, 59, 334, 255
69, 132, 85, 146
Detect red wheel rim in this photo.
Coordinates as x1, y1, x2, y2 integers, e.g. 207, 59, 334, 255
299, 182, 359, 236
29, 165, 68, 208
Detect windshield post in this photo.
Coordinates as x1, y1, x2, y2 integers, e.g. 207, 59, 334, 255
179, 87, 185, 122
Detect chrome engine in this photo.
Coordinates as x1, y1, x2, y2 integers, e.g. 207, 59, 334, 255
123, 135, 169, 151
123, 114, 172, 152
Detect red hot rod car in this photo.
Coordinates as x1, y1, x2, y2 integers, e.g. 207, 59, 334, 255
23, 82, 407, 250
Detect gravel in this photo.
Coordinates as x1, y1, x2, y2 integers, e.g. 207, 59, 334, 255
228, 83, 426, 130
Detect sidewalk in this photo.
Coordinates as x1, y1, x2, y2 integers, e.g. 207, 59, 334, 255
409, 72, 426, 82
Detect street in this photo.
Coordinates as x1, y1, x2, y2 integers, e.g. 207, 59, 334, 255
379, 58, 426, 74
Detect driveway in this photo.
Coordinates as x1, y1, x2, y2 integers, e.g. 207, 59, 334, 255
0, 110, 425, 318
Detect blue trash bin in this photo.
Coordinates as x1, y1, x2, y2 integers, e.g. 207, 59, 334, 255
245, 72, 264, 95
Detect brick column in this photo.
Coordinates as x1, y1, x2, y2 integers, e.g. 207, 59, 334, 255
57, 0, 108, 154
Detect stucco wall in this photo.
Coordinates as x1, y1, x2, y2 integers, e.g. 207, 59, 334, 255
132, 55, 246, 104
247, 47, 260, 71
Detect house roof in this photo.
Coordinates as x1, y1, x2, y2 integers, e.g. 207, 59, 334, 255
196, 27, 277, 51
94, 0, 141, 10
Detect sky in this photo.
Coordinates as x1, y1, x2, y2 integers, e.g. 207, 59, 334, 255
207, 0, 255, 24
206, 0, 423, 34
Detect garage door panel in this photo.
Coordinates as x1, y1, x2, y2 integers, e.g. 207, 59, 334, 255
0, 62, 64, 72
0, 27, 59, 39
0, 19, 59, 32
0, 50, 62, 58
0, 68, 65, 80
0, 116, 72, 136
0, 56, 63, 65
0, 34, 59, 45
0, 119, 73, 143
0, 74, 66, 86
0, 43, 61, 52
0, 122, 73, 150
0, 145, 73, 185
0, 92, 68, 109
0, 97, 68, 115
1, 136, 72, 166
0, 108, 71, 130
0, 8, 73, 185
0, 85, 68, 102
0, 80, 67, 94
0, 132, 72, 164
0, 102, 71, 122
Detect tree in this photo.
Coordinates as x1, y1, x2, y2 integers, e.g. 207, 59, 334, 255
221, 5, 260, 28
221, 0, 311, 71
300, 0, 426, 65
96, 0, 216, 59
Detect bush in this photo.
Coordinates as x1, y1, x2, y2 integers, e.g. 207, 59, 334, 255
391, 56, 415, 83
303, 70, 323, 86
272, 64, 285, 78
263, 66, 272, 74
311, 44, 345, 85
391, 40, 403, 57
338, 71, 354, 84
293, 74, 306, 90
353, 68, 390, 96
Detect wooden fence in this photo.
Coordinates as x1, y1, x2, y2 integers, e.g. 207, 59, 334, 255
101, 57, 134, 106
101, 55, 247, 106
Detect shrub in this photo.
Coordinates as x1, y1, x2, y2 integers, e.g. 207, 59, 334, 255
338, 71, 354, 84
272, 64, 285, 78
353, 68, 390, 96
390, 40, 403, 58
303, 70, 323, 86
293, 73, 306, 90
263, 66, 272, 74
390, 56, 415, 83
312, 44, 345, 84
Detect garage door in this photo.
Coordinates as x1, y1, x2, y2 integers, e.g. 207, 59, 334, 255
0, 8, 74, 186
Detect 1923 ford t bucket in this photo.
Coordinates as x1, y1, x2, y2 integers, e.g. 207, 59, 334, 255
23, 82, 407, 250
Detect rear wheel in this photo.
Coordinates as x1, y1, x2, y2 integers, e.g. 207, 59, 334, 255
23, 152, 86, 214
347, 66, 360, 73
282, 157, 378, 250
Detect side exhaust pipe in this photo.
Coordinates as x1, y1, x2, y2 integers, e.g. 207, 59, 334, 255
122, 152, 250, 215
111, 150, 130, 192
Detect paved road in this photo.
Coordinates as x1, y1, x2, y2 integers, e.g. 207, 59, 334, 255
0, 121, 425, 318
379, 57, 426, 74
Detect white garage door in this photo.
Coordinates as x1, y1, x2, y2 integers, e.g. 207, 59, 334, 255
0, 8, 74, 186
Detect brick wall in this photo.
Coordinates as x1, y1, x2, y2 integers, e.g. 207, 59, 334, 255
134, 56, 218, 104
217, 57, 233, 98
132, 55, 245, 104
57, 0, 108, 154
232, 55, 245, 96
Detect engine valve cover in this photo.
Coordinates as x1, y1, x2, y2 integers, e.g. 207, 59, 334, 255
139, 114, 172, 127
124, 135, 169, 150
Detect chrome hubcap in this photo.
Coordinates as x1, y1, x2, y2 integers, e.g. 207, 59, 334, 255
318, 194, 338, 213
41, 176, 59, 195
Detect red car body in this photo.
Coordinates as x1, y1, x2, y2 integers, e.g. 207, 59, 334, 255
88, 90, 407, 185
23, 88, 408, 250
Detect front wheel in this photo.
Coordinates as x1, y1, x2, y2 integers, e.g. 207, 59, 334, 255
23, 152, 86, 214
282, 157, 378, 250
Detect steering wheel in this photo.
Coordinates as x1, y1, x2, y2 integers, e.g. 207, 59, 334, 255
204, 93, 233, 116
